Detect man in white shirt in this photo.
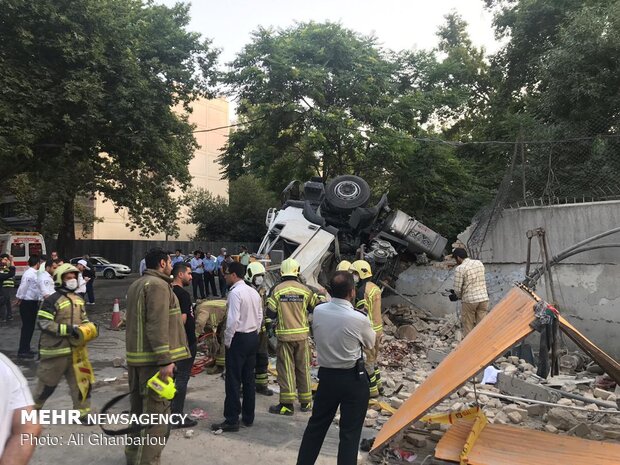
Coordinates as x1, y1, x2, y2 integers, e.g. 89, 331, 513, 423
16, 255, 42, 358
0, 352, 41, 464
38, 259, 59, 299
211, 261, 262, 433
297, 271, 375, 465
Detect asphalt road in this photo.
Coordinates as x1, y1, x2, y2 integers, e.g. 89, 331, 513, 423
0, 274, 375, 465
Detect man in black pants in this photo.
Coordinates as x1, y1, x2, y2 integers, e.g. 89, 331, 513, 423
0, 253, 16, 322
15, 255, 42, 359
211, 261, 262, 432
171, 263, 198, 429
297, 271, 376, 465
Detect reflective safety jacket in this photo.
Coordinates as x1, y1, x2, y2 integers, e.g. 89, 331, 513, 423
125, 270, 190, 367
37, 290, 88, 359
0, 265, 15, 288
195, 299, 227, 335
266, 278, 320, 342
356, 280, 383, 333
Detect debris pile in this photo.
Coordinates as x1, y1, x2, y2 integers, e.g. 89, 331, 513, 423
363, 301, 620, 462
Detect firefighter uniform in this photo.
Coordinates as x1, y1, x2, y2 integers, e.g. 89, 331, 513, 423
267, 259, 321, 414
125, 269, 190, 465
255, 286, 271, 392
34, 266, 94, 417
0, 264, 15, 320
351, 260, 383, 398
195, 299, 227, 369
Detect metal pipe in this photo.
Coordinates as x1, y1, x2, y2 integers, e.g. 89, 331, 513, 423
547, 387, 618, 409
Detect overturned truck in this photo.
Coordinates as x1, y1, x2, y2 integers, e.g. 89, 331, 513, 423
257, 175, 448, 288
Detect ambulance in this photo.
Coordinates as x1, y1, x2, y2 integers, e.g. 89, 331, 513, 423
0, 232, 47, 277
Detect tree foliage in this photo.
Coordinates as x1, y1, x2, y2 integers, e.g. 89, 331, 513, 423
186, 176, 278, 243
0, 0, 219, 253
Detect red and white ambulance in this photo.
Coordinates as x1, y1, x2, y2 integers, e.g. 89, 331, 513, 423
0, 232, 47, 277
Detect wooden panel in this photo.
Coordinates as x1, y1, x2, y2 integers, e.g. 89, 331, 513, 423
559, 315, 620, 385
372, 287, 537, 450
436, 421, 620, 465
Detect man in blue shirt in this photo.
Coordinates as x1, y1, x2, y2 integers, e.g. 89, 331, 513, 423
171, 249, 185, 267
203, 252, 219, 297
190, 251, 206, 300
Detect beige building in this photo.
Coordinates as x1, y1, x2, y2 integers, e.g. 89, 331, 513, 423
89, 97, 230, 241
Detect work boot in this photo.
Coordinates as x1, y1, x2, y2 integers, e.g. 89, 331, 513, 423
256, 385, 274, 396
211, 421, 239, 432
268, 403, 294, 416
17, 351, 35, 360
206, 365, 224, 375
300, 402, 312, 412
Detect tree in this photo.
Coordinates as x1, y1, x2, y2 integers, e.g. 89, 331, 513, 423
186, 175, 277, 243
0, 0, 219, 255
220, 22, 399, 192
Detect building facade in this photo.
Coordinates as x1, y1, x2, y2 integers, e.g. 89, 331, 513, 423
89, 97, 230, 241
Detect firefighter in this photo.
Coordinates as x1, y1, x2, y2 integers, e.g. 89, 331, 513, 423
245, 261, 273, 396
0, 253, 15, 322
349, 260, 383, 398
336, 260, 352, 272
195, 299, 228, 374
33, 263, 96, 420
125, 248, 190, 465
267, 258, 321, 415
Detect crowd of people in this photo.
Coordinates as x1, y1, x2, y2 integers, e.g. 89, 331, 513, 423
0, 245, 488, 465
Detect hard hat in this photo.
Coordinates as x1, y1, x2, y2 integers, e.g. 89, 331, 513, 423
280, 258, 301, 277
349, 260, 373, 280
336, 260, 352, 272
53, 263, 80, 287
245, 261, 266, 281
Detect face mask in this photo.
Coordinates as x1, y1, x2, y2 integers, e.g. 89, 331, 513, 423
254, 276, 264, 286
353, 274, 360, 284
64, 278, 78, 291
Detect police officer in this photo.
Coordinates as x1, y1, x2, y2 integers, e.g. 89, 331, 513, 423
245, 261, 273, 396
0, 253, 15, 322
267, 258, 321, 416
349, 260, 383, 398
34, 263, 96, 420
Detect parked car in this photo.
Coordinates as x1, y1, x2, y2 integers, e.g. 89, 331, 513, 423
70, 256, 131, 279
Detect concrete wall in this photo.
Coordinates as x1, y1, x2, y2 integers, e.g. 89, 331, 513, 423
395, 200, 620, 358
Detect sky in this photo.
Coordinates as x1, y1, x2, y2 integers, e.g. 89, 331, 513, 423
158, 0, 500, 64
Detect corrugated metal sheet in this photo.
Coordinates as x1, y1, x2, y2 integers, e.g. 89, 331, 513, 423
436, 420, 620, 465
372, 287, 537, 451
559, 315, 620, 385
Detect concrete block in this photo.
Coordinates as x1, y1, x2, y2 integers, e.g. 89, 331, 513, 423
427, 349, 448, 366
567, 423, 591, 438
593, 388, 612, 400
547, 408, 577, 431
496, 373, 559, 402
405, 433, 427, 448
429, 430, 444, 442
526, 404, 546, 417
507, 412, 523, 424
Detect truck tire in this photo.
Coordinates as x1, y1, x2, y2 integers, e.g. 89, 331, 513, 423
325, 175, 371, 211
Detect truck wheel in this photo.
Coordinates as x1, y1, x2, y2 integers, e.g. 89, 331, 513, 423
103, 269, 115, 279
325, 175, 371, 211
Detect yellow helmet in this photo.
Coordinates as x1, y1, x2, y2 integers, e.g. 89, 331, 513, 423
53, 263, 80, 287
336, 260, 352, 272
280, 258, 301, 277
245, 261, 266, 281
349, 260, 372, 280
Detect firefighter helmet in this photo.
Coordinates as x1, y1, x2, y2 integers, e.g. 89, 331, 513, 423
349, 260, 373, 280
280, 258, 301, 278
53, 263, 80, 287
336, 260, 352, 272
245, 261, 266, 281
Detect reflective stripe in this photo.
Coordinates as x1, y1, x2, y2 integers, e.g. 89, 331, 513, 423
60, 324, 68, 336
38, 310, 55, 320
58, 300, 71, 309
372, 324, 383, 332
152, 345, 170, 354
275, 327, 309, 335
209, 301, 226, 307
169, 307, 181, 316
40, 347, 72, 356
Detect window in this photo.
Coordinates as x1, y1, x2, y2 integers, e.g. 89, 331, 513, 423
11, 243, 26, 257
29, 243, 42, 257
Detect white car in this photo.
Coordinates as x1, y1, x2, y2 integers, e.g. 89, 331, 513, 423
70, 256, 131, 279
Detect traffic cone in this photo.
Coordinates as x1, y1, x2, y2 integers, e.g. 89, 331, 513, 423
110, 298, 121, 330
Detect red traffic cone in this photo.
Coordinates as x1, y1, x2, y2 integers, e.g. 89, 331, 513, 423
110, 298, 121, 330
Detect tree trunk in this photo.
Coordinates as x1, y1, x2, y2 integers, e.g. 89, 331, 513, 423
56, 197, 76, 259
